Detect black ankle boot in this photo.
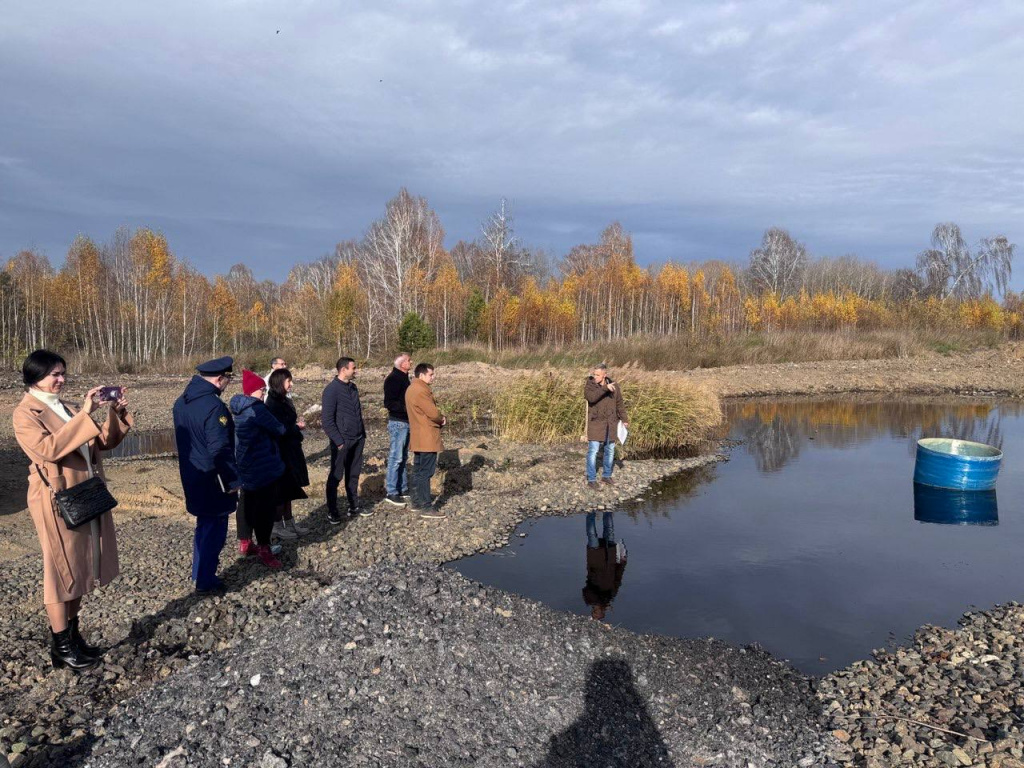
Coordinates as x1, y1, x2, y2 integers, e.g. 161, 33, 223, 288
50, 628, 99, 671
68, 616, 102, 658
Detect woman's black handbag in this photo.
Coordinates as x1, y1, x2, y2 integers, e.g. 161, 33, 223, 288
37, 466, 118, 529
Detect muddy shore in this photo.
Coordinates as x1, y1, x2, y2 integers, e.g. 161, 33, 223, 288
3, 348, 1024, 766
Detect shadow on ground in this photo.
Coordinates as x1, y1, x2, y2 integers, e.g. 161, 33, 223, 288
118, 502, 343, 653
0, 448, 28, 517
534, 658, 674, 768
438, 450, 486, 507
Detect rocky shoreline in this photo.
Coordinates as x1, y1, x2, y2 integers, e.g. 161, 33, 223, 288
820, 603, 1024, 767
4, 353, 1024, 766
0, 431, 728, 767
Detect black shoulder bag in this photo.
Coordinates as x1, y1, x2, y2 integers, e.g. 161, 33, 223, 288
36, 460, 118, 530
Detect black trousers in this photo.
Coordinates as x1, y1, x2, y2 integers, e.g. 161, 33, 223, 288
410, 451, 437, 509
326, 437, 364, 514
236, 491, 252, 540
243, 480, 279, 546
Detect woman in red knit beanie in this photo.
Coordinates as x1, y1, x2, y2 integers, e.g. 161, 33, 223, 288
229, 369, 287, 569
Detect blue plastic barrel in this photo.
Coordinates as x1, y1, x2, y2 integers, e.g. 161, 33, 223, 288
913, 483, 998, 525
913, 438, 1002, 491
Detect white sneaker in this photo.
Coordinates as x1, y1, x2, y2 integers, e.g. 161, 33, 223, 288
272, 521, 298, 541
286, 518, 309, 536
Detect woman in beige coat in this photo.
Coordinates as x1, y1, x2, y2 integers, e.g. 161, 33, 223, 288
12, 350, 132, 671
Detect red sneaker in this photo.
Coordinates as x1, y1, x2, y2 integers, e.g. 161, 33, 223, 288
238, 538, 255, 557
256, 545, 282, 569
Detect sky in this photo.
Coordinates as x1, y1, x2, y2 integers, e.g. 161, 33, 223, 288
2, 0, 1023, 283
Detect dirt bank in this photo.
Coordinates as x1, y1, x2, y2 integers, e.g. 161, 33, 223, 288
681, 343, 1024, 399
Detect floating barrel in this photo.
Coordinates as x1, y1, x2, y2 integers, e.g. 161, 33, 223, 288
913, 483, 998, 526
913, 438, 1002, 491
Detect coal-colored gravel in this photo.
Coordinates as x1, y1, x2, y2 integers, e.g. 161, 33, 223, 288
820, 603, 1024, 767
0, 437, 728, 768
82, 563, 827, 768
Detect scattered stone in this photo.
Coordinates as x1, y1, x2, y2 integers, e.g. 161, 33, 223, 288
821, 601, 1024, 766
260, 750, 288, 768
85, 564, 825, 768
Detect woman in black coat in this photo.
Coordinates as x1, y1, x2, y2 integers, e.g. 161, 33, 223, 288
265, 369, 311, 539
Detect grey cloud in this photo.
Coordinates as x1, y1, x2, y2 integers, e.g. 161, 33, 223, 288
0, 0, 1022, 283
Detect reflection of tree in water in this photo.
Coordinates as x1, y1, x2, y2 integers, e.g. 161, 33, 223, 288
626, 464, 718, 523
728, 399, 1020, 473
745, 415, 802, 473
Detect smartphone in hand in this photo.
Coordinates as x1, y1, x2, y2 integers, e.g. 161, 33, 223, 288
98, 386, 123, 403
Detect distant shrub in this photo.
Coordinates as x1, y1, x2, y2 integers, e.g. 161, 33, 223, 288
494, 371, 721, 453
398, 312, 435, 354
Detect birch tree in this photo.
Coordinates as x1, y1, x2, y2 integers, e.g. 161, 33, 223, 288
749, 227, 808, 297
916, 222, 1015, 300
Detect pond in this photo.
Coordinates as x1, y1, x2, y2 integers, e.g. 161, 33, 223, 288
448, 398, 1024, 675
106, 428, 178, 458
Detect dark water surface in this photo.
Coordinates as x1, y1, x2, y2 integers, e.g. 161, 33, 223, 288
106, 428, 178, 458
449, 398, 1024, 675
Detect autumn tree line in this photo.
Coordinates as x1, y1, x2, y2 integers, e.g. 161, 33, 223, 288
0, 188, 1019, 369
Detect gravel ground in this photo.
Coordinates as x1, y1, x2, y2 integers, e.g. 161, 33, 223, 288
82, 563, 826, 768
0, 429, 722, 767
820, 604, 1024, 767
6, 350, 1024, 767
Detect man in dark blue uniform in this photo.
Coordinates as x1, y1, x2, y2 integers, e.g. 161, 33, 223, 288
173, 357, 240, 595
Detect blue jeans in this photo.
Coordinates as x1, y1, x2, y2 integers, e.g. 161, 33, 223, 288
587, 440, 616, 482
586, 511, 616, 548
386, 420, 410, 496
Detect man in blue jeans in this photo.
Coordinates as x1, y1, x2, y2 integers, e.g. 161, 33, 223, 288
584, 363, 628, 488
383, 353, 412, 506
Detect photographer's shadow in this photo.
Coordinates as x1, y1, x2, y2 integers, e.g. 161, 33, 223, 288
534, 658, 673, 767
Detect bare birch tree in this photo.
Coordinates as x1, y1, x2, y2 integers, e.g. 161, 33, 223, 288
360, 188, 443, 343
748, 227, 808, 297
479, 198, 536, 301
916, 222, 1014, 300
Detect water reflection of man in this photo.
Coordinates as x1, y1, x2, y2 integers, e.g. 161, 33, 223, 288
583, 511, 627, 621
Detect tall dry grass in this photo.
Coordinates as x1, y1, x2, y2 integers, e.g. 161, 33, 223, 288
56, 328, 1003, 375
494, 371, 721, 453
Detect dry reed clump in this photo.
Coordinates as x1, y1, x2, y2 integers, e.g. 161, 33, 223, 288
494, 371, 721, 453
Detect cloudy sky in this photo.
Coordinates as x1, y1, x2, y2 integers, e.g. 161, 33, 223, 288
2, 0, 1022, 282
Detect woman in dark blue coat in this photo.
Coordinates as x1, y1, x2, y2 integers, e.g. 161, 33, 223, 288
231, 370, 286, 569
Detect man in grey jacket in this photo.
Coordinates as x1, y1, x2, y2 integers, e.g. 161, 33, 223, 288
321, 357, 367, 523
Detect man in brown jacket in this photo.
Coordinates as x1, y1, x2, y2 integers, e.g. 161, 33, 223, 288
405, 363, 446, 519
584, 363, 628, 488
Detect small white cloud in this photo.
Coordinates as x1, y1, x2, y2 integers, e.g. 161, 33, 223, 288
743, 107, 786, 126
651, 18, 685, 36
693, 26, 752, 55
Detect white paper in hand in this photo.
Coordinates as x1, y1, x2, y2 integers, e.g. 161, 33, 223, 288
617, 420, 628, 445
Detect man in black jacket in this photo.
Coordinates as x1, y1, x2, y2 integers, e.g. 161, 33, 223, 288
322, 356, 367, 523
383, 353, 412, 506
